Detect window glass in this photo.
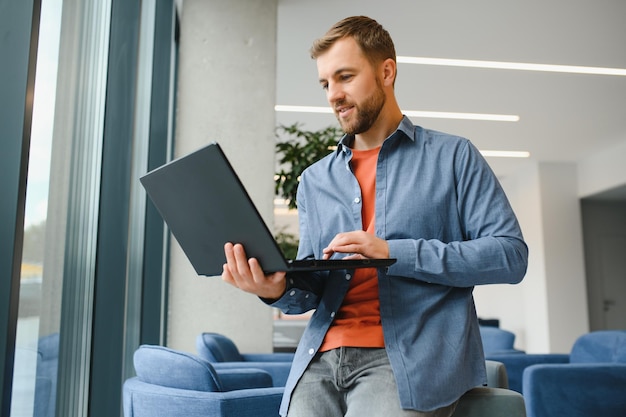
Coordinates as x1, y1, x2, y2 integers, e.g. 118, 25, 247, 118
11, 0, 63, 415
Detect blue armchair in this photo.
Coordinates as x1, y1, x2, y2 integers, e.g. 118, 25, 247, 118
196, 332, 293, 386
488, 330, 626, 417
479, 326, 524, 355
123, 345, 283, 417
487, 330, 626, 393
523, 363, 626, 417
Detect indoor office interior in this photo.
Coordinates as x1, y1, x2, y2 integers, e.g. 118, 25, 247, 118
2, 0, 625, 416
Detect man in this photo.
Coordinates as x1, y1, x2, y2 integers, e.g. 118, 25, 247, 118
222, 15, 528, 417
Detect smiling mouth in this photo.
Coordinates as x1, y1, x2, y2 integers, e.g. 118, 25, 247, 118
336, 105, 354, 116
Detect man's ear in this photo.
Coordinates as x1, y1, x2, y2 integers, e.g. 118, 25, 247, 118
381, 58, 397, 87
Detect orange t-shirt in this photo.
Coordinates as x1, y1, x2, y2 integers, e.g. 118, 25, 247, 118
320, 146, 385, 351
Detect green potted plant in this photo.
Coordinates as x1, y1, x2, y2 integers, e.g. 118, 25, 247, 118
274, 123, 343, 256
274, 123, 343, 209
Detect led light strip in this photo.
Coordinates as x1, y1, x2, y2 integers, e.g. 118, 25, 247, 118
275, 105, 519, 122
480, 150, 530, 158
403, 110, 519, 122
275, 106, 529, 158
397, 56, 626, 76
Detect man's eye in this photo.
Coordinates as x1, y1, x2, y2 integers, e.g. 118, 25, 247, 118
321, 83, 328, 90
340, 74, 353, 81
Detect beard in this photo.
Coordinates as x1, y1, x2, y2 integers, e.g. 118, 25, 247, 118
335, 81, 386, 135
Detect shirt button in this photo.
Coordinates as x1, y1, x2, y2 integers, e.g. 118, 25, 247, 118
330, 312, 335, 318
308, 348, 315, 355
289, 290, 296, 296
345, 274, 352, 280
354, 197, 361, 204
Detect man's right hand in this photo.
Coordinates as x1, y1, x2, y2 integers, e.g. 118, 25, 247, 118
221, 242, 287, 301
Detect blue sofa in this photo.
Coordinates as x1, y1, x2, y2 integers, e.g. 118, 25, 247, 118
196, 332, 293, 386
123, 345, 283, 417
488, 330, 626, 417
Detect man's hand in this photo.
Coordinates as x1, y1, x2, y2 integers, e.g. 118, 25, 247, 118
221, 243, 287, 300
322, 231, 389, 260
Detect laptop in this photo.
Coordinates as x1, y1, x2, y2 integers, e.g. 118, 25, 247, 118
139, 142, 396, 276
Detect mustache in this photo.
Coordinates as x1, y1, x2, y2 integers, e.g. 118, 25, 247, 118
334, 99, 352, 110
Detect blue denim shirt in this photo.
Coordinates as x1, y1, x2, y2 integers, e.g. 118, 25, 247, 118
271, 116, 528, 415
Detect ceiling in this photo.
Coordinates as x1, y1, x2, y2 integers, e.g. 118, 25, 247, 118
274, 0, 626, 187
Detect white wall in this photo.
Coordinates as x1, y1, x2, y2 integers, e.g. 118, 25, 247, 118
168, 0, 278, 354
168, 0, 626, 356
475, 163, 549, 352
484, 138, 626, 353
478, 161, 590, 353
578, 139, 626, 198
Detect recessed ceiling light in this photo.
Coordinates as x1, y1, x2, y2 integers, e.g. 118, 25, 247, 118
397, 56, 626, 77
275, 105, 519, 122
275, 106, 529, 157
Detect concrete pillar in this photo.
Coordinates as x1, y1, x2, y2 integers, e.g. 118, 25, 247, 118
169, 0, 278, 354
538, 162, 589, 352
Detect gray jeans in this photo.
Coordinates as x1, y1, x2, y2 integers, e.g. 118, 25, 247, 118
287, 347, 458, 417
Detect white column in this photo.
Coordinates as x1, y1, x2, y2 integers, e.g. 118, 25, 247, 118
169, 0, 278, 354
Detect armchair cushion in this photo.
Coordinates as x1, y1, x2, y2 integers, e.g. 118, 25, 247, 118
217, 368, 274, 391
211, 362, 291, 387
242, 352, 295, 362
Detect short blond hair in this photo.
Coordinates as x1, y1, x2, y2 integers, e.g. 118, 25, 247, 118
310, 16, 396, 70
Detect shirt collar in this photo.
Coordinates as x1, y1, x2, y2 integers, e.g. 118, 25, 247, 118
397, 115, 416, 141
336, 115, 416, 155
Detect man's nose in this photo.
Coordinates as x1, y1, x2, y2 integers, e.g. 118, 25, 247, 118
326, 83, 344, 104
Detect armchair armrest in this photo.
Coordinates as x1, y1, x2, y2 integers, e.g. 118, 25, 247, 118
216, 368, 273, 391
452, 387, 526, 417
523, 364, 626, 417
485, 353, 569, 393
485, 360, 508, 388
123, 377, 283, 417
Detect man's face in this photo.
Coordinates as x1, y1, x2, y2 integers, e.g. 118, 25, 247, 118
316, 37, 386, 135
